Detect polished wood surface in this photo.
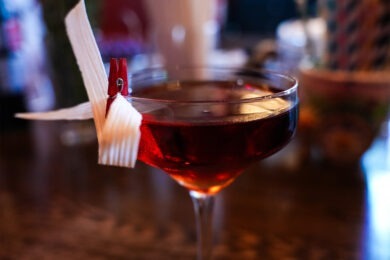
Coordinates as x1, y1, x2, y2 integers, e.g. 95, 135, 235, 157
1, 121, 389, 259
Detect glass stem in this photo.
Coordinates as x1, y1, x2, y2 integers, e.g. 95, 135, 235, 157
190, 191, 215, 260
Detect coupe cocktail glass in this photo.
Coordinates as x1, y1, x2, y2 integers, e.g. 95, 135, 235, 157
129, 67, 298, 259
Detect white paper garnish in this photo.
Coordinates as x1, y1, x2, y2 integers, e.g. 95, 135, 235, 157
100, 95, 142, 167
16, 0, 143, 168
66, 0, 142, 168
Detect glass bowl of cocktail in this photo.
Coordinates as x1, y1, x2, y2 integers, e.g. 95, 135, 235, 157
129, 66, 299, 259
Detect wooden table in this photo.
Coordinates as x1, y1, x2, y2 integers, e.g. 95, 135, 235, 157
1, 120, 389, 259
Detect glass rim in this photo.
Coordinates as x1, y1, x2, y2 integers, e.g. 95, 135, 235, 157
128, 66, 298, 104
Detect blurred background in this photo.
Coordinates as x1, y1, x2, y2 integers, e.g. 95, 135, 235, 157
1, 0, 390, 258
1, 0, 388, 164
0, 0, 303, 129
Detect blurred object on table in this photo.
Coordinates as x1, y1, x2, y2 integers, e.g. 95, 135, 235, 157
143, 0, 221, 67
296, 0, 390, 166
0, 0, 54, 131
299, 69, 390, 165
246, 39, 278, 70
217, 1, 320, 73
95, 0, 246, 71
276, 18, 326, 75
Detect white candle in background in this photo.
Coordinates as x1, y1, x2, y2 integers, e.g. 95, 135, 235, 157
144, 0, 218, 67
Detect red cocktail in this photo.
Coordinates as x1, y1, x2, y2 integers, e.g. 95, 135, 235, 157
136, 80, 298, 194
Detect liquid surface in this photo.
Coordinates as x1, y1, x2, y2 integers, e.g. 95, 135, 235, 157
135, 80, 298, 195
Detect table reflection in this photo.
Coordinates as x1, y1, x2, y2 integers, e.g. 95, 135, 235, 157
0, 120, 389, 259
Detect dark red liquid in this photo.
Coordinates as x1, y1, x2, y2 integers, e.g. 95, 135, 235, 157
135, 81, 298, 194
